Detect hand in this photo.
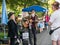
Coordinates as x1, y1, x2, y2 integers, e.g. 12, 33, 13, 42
30, 19, 33, 23
48, 22, 52, 26
17, 39, 20, 43
14, 36, 17, 38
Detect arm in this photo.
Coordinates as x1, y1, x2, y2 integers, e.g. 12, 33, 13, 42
48, 22, 52, 26
10, 20, 17, 38
35, 15, 38, 23
48, 13, 57, 26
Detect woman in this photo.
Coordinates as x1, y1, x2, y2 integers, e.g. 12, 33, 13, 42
45, 12, 50, 30
48, 2, 60, 45
8, 12, 18, 45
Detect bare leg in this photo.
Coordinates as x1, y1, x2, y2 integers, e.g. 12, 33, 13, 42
52, 40, 57, 45
58, 40, 60, 45
40, 28, 43, 32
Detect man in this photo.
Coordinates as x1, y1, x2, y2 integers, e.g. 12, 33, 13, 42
48, 2, 60, 45
29, 10, 38, 45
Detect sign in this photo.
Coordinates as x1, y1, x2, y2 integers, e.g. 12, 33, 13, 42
22, 32, 29, 39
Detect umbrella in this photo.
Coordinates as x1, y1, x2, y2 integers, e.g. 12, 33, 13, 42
2, 0, 8, 25
1, 0, 8, 39
22, 8, 29, 12
22, 5, 47, 12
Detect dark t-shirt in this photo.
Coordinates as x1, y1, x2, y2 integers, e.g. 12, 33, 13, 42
31, 15, 38, 28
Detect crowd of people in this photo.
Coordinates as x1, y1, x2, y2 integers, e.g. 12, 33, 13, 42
37, 13, 50, 32
7, 10, 50, 45
8, 9, 38, 45
7, 9, 50, 45
7, 1, 60, 45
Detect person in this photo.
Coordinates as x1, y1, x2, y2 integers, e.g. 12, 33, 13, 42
38, 19, 44, 32
48, 2, 60, 45
45, 12, 50, 23
8, 12, 18, 45
42, 15, 46, 29
45, 12, 50, 30
22, 12, 29, 18
21, 19, 30, 45
29, 9, 38, 45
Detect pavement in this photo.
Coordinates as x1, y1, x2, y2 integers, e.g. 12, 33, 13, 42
20, 28, 52, 45
0, 28, 52, 45
37, 30, 52, 45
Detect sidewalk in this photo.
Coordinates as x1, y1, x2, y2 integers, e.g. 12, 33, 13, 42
37, 30, 52, 45
0, 29, 52, 45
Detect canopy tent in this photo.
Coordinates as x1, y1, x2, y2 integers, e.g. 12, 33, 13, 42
22, 5, 47, 12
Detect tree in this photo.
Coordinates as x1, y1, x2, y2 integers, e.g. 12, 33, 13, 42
48, 0, 55, 15
0, 0, 48, 16
0, 0, 47, 8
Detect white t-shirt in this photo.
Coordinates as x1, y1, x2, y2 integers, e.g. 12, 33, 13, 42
49, 9, 60, 30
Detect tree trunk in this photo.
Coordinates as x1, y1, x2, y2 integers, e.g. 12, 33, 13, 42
24, 0, 27, 8
24, 3, 26, 8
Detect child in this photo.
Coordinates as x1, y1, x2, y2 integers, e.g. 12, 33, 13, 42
38, 19, 45, 32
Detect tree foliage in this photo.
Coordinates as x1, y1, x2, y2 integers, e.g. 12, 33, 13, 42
0, 0, 48, 8
48, 0, 55, 15
0, 0, 48, 16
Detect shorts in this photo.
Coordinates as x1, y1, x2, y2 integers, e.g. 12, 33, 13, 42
45, 22, 48, 26
51, 28, 60, 41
